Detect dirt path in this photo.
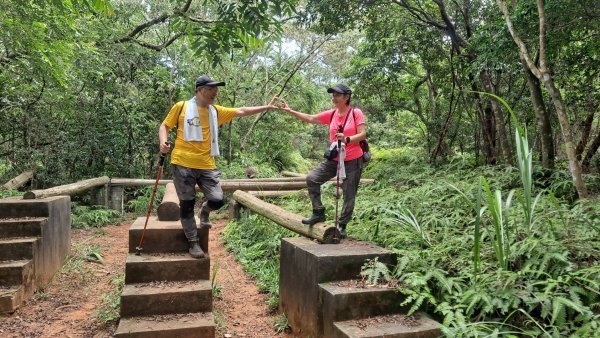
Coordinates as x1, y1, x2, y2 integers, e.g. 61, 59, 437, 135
0, 218, 294, 337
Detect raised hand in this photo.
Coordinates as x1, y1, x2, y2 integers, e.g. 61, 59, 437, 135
279, 98, 292, 112
268, 95, 279, 109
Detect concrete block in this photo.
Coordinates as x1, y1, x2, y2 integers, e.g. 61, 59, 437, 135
120, 280, 212, 317
125, 253, 210, 284
0, 218, 45, 237
129, 217, 209, 255
115, 313, 215, 338
333, 313, 441, 338
0, 286, 25, 313
320, 284, 408, 337
279, 237, 396, 338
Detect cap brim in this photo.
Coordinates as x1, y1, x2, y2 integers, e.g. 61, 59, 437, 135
206, 81, 226, 86
327, 87, 340, 93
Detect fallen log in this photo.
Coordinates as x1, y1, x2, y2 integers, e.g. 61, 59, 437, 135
2, 170, 34, 190
157, 183, 179, 221
24, 176, 110, 199
281, 171, 306, 177
232, 190, 337, 244
248, 190, 307, 197
110, 178, 172, 186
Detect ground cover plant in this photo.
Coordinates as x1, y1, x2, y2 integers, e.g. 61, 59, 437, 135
223, 144, 600, 337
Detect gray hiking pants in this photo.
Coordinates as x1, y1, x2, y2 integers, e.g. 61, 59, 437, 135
306, 157, 363, 225
172, 164, 223, 241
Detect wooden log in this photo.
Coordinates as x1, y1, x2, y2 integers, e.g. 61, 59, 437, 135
157, 183, 180, 221
248, 190, 307, 197
110, 178, 172, 186
232, 190, 337, 244
223, 177, 374, 184
23, 176, 110, 199
2, 170, 34, 190
281, 171, 306, 177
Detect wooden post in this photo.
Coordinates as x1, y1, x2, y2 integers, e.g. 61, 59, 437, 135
157, 183, 179, 221
232, 190, 337, 244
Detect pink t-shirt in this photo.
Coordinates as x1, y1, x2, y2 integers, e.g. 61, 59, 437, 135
317, 107, 366, 161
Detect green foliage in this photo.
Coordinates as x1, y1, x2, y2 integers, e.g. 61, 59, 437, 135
0, 189, 23, 199
274, 314, 291, 333
94, 274, 124, 323
71, 203, 122, 229
222, 214, 296, 311
126, 185, 165, 215
360, 257, 391, 286
211, 258, 223, 300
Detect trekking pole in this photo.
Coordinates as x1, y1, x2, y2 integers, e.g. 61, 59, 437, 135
136, 141, 171, 255
334, 134, 342, 242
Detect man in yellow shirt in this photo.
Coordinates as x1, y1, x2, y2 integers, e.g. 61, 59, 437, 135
159, 75, 278, 258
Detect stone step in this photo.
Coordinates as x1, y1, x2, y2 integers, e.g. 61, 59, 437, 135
125, 253, 210, 284
129, 217, 209, 255
0, 285, 25, 313
0, 237, 39, 261
333, 313, 441, 338
115, 312, 215, 338
0, 259, 34, 285
320, 283, 408, 338
0, 217, 46, 238
120, 280, 212, 317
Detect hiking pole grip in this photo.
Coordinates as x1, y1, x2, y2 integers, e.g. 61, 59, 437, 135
159, 141, 172, 166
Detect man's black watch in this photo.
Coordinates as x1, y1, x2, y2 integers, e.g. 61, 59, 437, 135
345, 136, 351, 144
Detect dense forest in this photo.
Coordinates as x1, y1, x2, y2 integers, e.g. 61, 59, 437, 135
1, 0, 599, 336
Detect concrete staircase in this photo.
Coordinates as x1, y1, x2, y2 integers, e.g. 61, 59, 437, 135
280, 237, 441, 338
115, 217, 215, 337
0, 196, 71, 313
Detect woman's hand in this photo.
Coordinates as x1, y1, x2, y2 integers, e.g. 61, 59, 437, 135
280, 99, 293, 113
335, 132, 345, 143
159, 141, 171, 154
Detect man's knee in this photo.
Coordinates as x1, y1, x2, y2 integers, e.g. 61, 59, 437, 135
206, 199, 224, 210
180, 199, 196, 219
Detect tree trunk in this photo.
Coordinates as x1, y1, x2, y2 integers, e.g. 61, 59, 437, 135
232, 190, 337, 243
480, 71, 513, 165
2, 170, 34, 190
497, 0, 588, 199
521, 57, 554, 169
157, 182, 179, 221
576, 111, 595, 161
248, 190, 307, 197
543, 78, 588, 197
582, 131, 600, 171
24, 176, 110, 199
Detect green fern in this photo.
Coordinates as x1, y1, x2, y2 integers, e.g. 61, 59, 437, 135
360, 257, 391, 286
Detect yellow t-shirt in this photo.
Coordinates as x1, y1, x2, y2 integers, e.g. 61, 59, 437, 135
163, 101, 238, 169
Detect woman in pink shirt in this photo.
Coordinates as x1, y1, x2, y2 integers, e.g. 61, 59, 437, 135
280, 84, 367, 239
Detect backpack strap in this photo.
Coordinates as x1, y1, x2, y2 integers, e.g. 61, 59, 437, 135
329, 108, 353, 131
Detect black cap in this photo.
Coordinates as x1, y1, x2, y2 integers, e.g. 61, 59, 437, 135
195, 75, 226, 88
327, 84, 352, 94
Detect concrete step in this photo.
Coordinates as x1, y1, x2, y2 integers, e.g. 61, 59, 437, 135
0, 285, 25, 313
0, 198, 58, 218
0, 217, 46, 238
0, 237, 39, 261
115, 312, 215, 338
0, 259, 34, 285
333, 313, 441, 338
129, 217, 209, 255
125, 253, 210, 284
320, 283, 408, 337
120, 280, 212, 317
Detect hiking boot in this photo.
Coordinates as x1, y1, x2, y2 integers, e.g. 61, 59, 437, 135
199, 202, 212, 229
188, 240, 205, 259
339, 224, 347, 239
302, 208, 326, 225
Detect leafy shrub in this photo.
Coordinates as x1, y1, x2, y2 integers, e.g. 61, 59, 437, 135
71, 203, 122, 229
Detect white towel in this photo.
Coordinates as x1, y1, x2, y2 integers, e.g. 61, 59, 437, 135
183, 97, 220, 157
329, 141, 346, 181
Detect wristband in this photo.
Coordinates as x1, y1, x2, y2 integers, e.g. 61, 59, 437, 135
345, 136, 351, 144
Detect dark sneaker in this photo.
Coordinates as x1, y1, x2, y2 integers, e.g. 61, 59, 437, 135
188, 240, 205, 259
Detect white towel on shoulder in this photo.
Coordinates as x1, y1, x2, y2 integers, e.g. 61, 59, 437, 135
183, 97, 220, 157
329, 141, 346, 181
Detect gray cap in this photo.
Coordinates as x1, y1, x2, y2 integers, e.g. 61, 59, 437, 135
195, 75, 225, 88
327, 84, 352, 94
